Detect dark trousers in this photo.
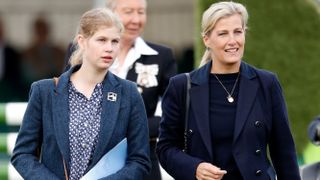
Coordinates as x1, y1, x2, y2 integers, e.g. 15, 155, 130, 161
144, 141, 161, 180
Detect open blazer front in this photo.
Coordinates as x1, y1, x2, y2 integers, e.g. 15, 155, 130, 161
156, 61, 300, 180
11, 65, 151, 180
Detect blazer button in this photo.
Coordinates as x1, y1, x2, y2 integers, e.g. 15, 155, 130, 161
254, 121, 262, 127
255, 149, 261, 155
188, 129, 193, 134
255, 170, 262, 176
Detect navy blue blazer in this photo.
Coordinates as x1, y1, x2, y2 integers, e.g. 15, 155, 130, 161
64, 42, 177, 138
156, 61, 300, 180
125, 42, 177, 138
11, 65, 151, 180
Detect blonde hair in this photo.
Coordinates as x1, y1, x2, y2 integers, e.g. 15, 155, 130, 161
69, 8, 124, 67
199, 1, 248, 67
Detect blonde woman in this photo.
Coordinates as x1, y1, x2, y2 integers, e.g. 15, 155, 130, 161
64, 2, 176, 178
156, 2, 300, 180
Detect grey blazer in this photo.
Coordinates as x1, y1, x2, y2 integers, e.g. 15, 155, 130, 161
11, 65, 151, 180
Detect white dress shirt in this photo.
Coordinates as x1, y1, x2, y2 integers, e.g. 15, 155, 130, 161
109, 37, 158, 79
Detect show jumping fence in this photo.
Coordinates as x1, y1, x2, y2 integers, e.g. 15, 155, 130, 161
0, 102, 26, 180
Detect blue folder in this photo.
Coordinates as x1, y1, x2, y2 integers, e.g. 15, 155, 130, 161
80, 138, 127, 180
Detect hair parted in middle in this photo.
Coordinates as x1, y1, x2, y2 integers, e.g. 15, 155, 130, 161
69, 8, 124, 67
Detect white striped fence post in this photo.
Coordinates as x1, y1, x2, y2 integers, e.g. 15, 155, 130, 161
0, 133, 21, 180
0, 103, 27, 126
0, 103, 26, 180
0, 160, 23, 180
0, 133, 18, 155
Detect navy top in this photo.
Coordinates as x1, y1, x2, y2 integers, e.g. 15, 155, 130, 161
209, 73, 242, 180
68, 82, 103, 180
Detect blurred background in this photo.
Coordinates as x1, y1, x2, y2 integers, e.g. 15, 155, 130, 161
0, 0, 319, 179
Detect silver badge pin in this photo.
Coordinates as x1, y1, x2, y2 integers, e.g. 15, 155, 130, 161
107, 92, 117, 101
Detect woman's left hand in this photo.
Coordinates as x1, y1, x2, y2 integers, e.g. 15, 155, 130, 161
195, 162, 227, 180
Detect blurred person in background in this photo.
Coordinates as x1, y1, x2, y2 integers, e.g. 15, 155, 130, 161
65, 0, 177, 179
21, 15, 65, 100
156, 1, 300, 180
106, 1, 177, 179
177, 46, 194, 73
0, 16, 23, 102
308, 116, 320, 145
300, 116, 320, 180
11, 8, 150, 179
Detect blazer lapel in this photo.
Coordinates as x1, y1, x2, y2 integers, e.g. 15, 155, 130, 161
52, 71, 72, 163
51, 67, 122, 172
88, 72, 121, 169
233, 63, 258, 143
189, 63, 213, 158
190, 84, 213, 158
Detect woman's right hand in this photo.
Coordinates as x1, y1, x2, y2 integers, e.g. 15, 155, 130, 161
196, 162, 227, 180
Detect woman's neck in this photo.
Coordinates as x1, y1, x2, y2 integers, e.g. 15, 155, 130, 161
211, 62, 241, 74
70, 64, 106, 98
117, 39, 134, 65
77, 65, 106, 84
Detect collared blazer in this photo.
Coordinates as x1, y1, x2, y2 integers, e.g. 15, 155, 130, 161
11, 65, 151, 180
63, 42, 177, 138
156, 61, 301, 180
125, 42, 177, 138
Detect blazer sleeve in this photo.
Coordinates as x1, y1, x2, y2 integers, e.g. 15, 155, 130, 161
156, 75, 203, 180
11, 82, 60, 180
267, 75, 301, 179
148, 47, 177, 138
103, 83, 151, 180
158, 47, 177, 96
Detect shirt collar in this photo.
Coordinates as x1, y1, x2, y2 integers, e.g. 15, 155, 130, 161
109, 37, 158, 79
134, 37, 158, 55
